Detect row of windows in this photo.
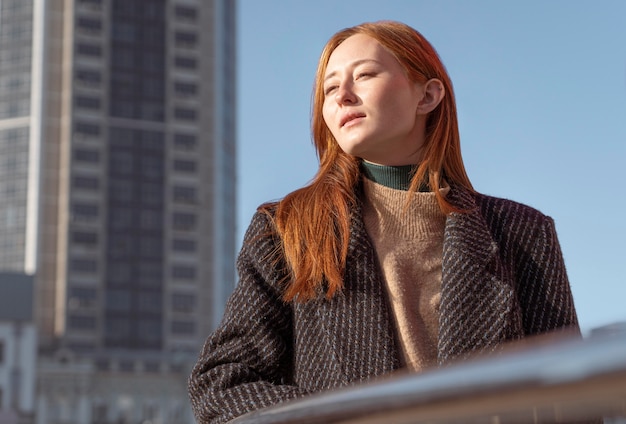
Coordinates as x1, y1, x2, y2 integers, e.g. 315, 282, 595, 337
73, 79, 197, 113
76, 125, 198, 151
70, 202, 196, 233
76, 40, 199, 74
71, 258, 198, 281
72, 229, 197, 254
68, 290, 197, 313
73, 172, 198, 201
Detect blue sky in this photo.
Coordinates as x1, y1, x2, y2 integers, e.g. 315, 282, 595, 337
236, 1, 626, 334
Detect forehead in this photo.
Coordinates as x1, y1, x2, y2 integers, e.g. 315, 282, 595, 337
325, 34, 395, 72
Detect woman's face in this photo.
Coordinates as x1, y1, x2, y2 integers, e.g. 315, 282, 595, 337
322, 34, 425, 166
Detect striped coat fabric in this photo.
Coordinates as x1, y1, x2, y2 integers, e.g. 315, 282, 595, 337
188, 185, 581, 423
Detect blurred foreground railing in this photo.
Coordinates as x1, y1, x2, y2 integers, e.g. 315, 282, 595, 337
233, 331, 626, 423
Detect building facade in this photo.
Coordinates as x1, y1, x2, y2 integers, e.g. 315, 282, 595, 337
0, 0, 236, 422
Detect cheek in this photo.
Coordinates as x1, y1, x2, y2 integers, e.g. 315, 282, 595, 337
322, 103, 335, 130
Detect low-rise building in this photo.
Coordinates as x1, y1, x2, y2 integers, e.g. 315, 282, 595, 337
0, 272, 36, 424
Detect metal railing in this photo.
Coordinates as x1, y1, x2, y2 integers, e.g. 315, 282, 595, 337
233, 330, 626, 423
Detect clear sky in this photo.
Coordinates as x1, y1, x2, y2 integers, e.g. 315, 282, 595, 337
236, 1, 626, 334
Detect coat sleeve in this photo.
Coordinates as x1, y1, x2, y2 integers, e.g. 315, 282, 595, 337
516, 215, 581, 336
188, 211, 309, 423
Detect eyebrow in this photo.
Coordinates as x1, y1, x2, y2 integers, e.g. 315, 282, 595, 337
323, 59, 382, 82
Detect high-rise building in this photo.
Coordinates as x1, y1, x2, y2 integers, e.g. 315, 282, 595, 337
0, 0, 236, 422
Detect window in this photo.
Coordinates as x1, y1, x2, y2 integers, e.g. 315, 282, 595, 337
76, 69, 102, 85
70, 258, 97, 273
174, 107, 197, 122
75, 121, 101, 136
174, 31, 197, 48
174, 55, 197, 69
171, 293, 195, 313
72, 231, 98, 246
69, 287, 98, 308
73, 175, 100, 190
173, 133, 197, 150
77, 16, 102, 33
174, 81, 198, 97
106, 290, 131, 312
172, 185, 197, 204
68, 314, 97, 330
174, 5, 198, 21
172, 212, 196, 231
76, 95, 101, 110
138, 263, 162, 286
0, 340, 4, 364
172, 238, 196, 252
171, 264, 196, 281
171, 320, 195, 335
139, 237, 162, 259
138, 292, 161, 313
173, 159, 196, 173
73, 148, 100, 163
72, 203, 99, 221
76, 43, 102, 57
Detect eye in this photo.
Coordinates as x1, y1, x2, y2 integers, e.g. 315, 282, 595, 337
356, 71, 375, 80
324, 85, 338, 96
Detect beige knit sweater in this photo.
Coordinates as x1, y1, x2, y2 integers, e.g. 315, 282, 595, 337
361, 178, 448, 372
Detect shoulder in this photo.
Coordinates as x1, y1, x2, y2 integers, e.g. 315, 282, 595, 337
471, 191, 553, 227
240, 202, 281, 255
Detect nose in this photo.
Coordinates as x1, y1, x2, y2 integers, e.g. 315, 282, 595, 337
335, 83, 357, 105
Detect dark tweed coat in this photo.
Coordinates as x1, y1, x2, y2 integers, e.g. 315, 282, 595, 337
188, 185, 580, 423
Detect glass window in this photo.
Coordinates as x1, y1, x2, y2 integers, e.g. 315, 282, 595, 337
109, 150, 134, 175
68, 315, 97, 330
138, 262, 162, 286
76, 43, 102, 57
172, 185, 197, 204
174, 56, 197, 69
106, 289, 131, 312
73, 148, 100, 163
72, 203, 99, 221
76, 69, 102, 85
77, 16, 102, 32
174, 5, 198, 21
172, 238, 196, 252
68, 287, 97, 308
173, 133, 197, 151
70, 258, 97, 273
171, 264, 196, 280
72, 231, 98, 246
109, 180, 133, 202
75, 122, 101, 136
73, 175, 100, 190
171, 320, 195, 335
174, 31, 197, 48
172, 212, 196, 231
171, 293, 195, 313
138, 291, 161, 313
173, 159, 196, 173
173, 107, 197, 122
174, 81, 198, 97
76, 95, 101, 110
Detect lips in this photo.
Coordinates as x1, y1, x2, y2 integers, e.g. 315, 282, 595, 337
340, 112, 366, 127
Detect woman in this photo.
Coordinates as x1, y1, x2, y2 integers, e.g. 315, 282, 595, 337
188, 21, 581, 423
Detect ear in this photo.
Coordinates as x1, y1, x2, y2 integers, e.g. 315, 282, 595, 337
416, 78, 445, 114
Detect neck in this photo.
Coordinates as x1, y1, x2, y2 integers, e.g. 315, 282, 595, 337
361, 161, 431, 191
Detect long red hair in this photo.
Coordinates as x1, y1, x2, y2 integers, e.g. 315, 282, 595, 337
260, 21, 473, 302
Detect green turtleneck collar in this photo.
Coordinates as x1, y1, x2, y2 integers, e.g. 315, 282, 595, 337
361, 161, 430, 191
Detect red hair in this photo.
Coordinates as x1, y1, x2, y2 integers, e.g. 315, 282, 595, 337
260, 21, 473, 302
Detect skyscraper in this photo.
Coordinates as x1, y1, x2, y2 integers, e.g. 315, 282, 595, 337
0, 0, 236, 422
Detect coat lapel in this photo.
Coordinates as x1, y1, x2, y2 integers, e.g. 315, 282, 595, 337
438, 186, 518, 364
317, 201, 400, 385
